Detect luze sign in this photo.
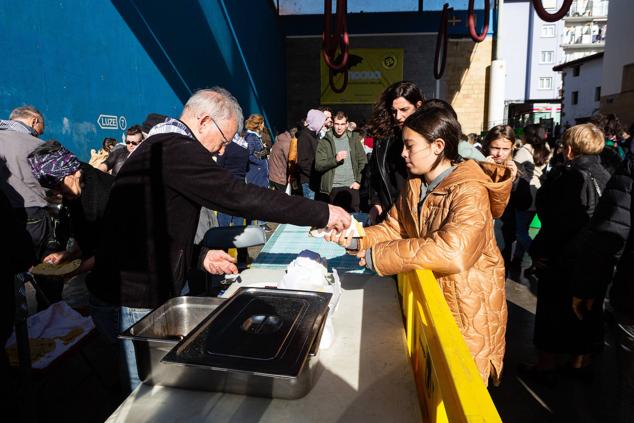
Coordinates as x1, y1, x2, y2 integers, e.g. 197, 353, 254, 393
97, 114, 127, 130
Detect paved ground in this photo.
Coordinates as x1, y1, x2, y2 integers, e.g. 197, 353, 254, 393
7, 227, 618, 422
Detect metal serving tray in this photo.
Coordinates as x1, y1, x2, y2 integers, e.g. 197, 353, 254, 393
119, 296, 225, 385
161, 288, 331, 399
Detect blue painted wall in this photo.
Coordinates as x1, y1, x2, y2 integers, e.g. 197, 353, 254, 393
0, 0, 286, 160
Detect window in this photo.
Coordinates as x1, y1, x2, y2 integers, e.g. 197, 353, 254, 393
573, 66, 580, 77
595, 86, 601, 101
540, 51, 554, 64
539, 77, 553, 90
541, 24, 555, 38
572, 91, 579, 105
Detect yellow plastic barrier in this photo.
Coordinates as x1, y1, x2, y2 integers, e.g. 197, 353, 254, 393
397, 270, 502, 423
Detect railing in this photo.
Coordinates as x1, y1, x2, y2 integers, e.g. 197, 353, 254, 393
397, 269, 502, 423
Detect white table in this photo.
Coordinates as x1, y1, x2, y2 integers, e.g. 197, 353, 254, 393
107, 270, 422, 423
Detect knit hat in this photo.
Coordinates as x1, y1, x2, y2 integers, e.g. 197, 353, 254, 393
28, 141, 81, 189
305, 109, 326, 133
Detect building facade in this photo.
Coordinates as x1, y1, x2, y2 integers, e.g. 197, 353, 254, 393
554, 52, 604, 125
501, 0, 565, 130
561, 0, 609, 62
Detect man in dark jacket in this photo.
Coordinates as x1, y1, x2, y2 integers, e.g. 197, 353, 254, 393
297, 109, 326, 199
315, 111, 367, 212
568, 154, 634, 422
87, 88, 350, 392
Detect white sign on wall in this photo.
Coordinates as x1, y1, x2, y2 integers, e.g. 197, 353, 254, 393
98, 114, 127, 130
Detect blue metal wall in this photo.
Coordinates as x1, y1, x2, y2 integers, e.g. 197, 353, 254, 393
0, 0, 286, 160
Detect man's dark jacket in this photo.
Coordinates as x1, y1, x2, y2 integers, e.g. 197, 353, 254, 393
296, 128, 321, 191
87, 131, 329, 309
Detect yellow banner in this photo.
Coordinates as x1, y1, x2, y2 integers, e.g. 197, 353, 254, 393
320, 48, 404, 104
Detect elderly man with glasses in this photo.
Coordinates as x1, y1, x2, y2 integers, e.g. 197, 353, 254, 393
87, 87, 351, 393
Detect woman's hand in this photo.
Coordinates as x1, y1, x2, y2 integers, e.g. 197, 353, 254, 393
356, 249, 367, 267
324, 230, 354, 248
43, 251, 69, 265
506, 160, 518, 181
368, 204, 383, 225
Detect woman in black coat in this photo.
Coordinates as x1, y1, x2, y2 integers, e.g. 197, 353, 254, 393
528, 124, 611, 375
366, 81, 424, 224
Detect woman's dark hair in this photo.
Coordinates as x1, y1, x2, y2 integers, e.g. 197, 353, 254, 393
102, 137, 117, 151
483, 125, 516, 154
29, 140, 64, 157
590, 112, 623, 139
523, 124, 549, 166
367, 81, 425, 138
403, 106, 462, 170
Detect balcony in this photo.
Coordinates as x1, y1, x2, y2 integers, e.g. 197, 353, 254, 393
564, 0, 609, 20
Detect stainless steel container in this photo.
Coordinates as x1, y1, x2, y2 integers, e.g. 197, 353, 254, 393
119, 296, 225, 385
161, 288, 330, 399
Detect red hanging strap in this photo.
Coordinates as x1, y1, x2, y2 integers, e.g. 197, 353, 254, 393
329, 68, 349, 94
322, 0, 349, 71
532, 0, 573, 22
434, 4, 451, 80
468, 0, 490, 43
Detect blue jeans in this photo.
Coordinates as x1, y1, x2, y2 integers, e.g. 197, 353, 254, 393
120, 306, 151, 393
217, 213, 246, 227
514, 210, 535, 262
302, 183, 315, 200
614, 316, 634, 423
88, 294, 120, 345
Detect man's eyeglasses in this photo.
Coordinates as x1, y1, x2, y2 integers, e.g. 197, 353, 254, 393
210, 116, 231, 146
125, 140, 141, 146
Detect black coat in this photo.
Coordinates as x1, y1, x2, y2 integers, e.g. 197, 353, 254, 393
87, 131, 329, 308
367, 135, 408, 219
530, 154, 611, 354
569, 155, 634, 320
66, 163, 114, 258
531, 155, 611, 262
296, 128, 321, 190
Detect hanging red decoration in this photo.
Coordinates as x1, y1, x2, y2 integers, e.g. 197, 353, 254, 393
468, 0, 490, 43
434, 3, 452, 80
532, 0, 573, 22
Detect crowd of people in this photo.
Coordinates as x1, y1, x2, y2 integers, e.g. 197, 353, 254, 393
1, 81, 633, 420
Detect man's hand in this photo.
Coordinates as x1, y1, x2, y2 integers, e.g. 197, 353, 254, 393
326, 204, 351, 233
43, 251, 69, 265
349, 182, 360, 190
506, 160, 518, 181
336, 151, 348, 162
368, 204, 383, 225
202, 249, 238, 275
572, 297, 594, 320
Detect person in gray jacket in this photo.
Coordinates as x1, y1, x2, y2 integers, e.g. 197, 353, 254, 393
315, 111, 367, 212
0, 106, 49, 259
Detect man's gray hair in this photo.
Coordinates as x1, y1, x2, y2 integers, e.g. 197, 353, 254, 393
10, 105, 43, 121
184, 88, 244, 134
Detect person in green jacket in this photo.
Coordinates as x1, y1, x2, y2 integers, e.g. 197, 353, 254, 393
315, 111, 368, 212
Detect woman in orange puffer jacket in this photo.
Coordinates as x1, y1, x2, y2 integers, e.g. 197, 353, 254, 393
330, 105, 513, 385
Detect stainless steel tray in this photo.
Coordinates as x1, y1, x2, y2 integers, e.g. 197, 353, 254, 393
119, 296, 225, 385
160, 288, 330, 399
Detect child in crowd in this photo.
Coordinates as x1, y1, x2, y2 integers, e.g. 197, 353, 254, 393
328, 105, 513, 385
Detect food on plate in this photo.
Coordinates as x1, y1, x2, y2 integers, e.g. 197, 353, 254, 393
31, 259, 81, 276
5, 338, 56, 366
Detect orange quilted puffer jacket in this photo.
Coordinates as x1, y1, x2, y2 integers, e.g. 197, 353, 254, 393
359, 160, 513, 385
